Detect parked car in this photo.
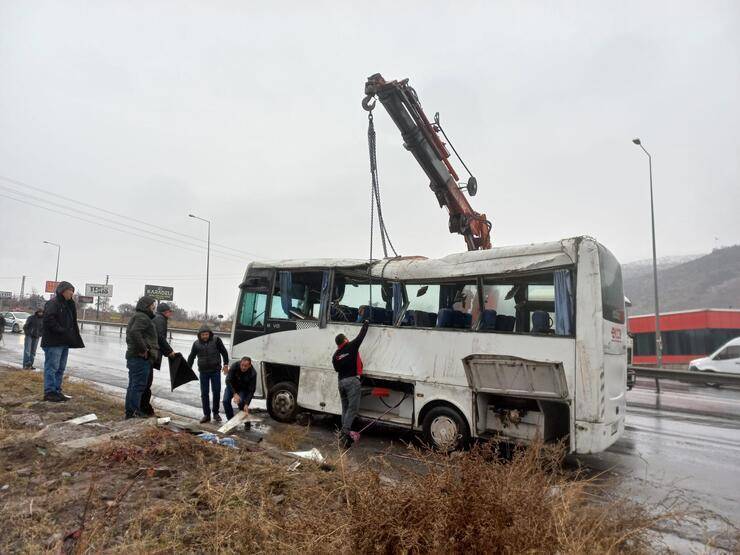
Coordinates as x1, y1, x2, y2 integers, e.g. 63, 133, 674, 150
2, 311, 30, 334
689, 337, 740, 383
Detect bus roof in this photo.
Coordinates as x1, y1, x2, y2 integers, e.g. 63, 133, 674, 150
249, 236, 590, 280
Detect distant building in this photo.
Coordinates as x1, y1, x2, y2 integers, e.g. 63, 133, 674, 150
629, 309, 740, 366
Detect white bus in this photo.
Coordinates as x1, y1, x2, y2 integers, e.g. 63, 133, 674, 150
230, 236, 627, 454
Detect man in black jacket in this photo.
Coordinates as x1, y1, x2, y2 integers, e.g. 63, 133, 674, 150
142, 302, 177, 416
22, 308, 44, 369
332, 319, 369, 447
42, 281, 84, 402
223, 356, 257, 420
125, 296, 159, 419
187, 324, 229, 423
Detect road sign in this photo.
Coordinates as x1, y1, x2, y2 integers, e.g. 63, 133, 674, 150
145, 284, 174, 301
85, 283, 114, 298
77, 295, 94, 304
45, 280, 60, 293
0, 291, 12, 299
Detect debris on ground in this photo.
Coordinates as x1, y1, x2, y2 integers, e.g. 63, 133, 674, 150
288, 447, 326, 463
0, 366, 711, 553
65, 413, 97, 425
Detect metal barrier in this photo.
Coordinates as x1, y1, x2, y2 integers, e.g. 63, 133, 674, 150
78, 319, 230, 339
630, 365, 740, 390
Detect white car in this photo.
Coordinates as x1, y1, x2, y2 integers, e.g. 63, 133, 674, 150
2, 311, 31, 334
689, 337, 740, 376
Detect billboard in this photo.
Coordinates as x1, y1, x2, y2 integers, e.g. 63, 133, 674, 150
85, 283, 114, 298
77, 295, 95, 304
144, 284, 174, 301
45, 280, 60, 293
0, 291, 12, 299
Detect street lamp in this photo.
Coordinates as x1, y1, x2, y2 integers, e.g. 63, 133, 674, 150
43, 241, 61, 282
189, 213, 211, 318
632, 138, 662, 369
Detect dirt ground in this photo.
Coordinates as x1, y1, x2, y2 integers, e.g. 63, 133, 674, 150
0, 366, 724, 554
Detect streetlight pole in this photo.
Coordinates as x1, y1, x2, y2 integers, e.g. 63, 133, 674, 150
632, 138, 662, 370
43, 241, 61, 281
189, 213, 211, 318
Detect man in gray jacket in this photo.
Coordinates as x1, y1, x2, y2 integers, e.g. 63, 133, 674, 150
125, 296, 159, 419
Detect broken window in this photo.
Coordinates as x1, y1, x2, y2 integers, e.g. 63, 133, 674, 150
480, 271, 574, 336
330, 273, 396, 325
268, 271, 324, 321
401, 281, 480, 329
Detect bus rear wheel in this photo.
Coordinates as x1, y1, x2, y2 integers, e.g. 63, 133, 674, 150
267, 381, 298, 423
422, 406, 470, 452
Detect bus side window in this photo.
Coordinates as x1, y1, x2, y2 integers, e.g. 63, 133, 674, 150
330, 273, 395, 325
269, 271, 324, 321
402, 282, 479, 329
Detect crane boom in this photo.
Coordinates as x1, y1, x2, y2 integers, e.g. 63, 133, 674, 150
363, 73, 492, 250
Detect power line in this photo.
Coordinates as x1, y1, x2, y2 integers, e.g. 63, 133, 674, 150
0, 184, 246, 262
0, 191, 246, 264
0, 174, 264, 258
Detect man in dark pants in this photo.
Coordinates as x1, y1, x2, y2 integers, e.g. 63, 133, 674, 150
332, 319, 369, 448
223, 356, 257, 421
22, 308, 44, 369
42, 282, 85, 401
187, 324, 229, 423
143, 302, 177, 416
125, 296, 159, 419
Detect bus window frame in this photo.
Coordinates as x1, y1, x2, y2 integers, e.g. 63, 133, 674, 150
397, 278, 484, 331
478, 266, 576, 338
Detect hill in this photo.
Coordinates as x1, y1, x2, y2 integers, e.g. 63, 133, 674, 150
623, 245, 740, 315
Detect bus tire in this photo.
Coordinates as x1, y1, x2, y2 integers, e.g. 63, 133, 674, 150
267, 381, 299, 423
422, 405, 470, 452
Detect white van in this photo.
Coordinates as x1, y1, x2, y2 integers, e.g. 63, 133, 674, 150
689, 337, 740, 375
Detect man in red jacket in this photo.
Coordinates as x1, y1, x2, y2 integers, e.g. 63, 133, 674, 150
332, 318, 369, 448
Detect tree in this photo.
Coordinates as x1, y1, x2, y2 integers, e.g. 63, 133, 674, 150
117, 303, 135, 317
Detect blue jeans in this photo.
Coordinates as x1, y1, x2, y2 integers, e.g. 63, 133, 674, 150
338, 376, 362, 436
23, 336, 40, 368
199, 372, 221, 417
223, 384, 250, 420
43, 346, 69, 395
126, 357, 152, 417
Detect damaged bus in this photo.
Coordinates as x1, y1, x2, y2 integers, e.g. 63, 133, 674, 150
229, 236, 627, 454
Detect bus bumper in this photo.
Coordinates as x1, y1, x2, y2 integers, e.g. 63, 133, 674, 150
574, 416, 625, 454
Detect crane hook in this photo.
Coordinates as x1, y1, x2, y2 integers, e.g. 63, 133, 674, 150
362, 94, 376, 112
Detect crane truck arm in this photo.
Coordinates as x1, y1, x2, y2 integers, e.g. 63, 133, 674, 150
362, 73, 492, 250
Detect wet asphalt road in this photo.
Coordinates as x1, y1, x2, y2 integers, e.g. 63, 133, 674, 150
1, 328, 739, 549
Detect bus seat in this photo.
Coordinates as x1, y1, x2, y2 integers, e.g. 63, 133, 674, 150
437, 308, 455, 328
455, 312, 472, 328
495, 315, 516, 332
532, 310, 553, 333
331, 305, 358, 322
409, 310, 436, 327
480, 309, 497, 330
358, 306, 392, 325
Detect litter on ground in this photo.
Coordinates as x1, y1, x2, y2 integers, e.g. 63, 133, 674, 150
65, 413, 97, 425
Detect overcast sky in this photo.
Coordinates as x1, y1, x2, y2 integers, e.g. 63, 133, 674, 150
1, 1, 738, 315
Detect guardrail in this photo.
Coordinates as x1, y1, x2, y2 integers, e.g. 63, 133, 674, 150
630, 365, 740, 390
78, 319, 230, 339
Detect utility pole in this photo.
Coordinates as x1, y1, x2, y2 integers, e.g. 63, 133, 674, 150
189, 213, 211, 318
20, 275, 26, 299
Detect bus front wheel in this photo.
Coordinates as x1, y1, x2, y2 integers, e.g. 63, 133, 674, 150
267, 381, 298, 423
422, 406, 470, 452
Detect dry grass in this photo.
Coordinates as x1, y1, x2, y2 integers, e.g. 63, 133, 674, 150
266, 423, 311, 451
0, 367, 705, 554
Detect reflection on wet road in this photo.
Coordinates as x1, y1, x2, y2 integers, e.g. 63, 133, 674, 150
1, 328, 738, 547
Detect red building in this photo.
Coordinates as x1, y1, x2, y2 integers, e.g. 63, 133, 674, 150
629, 309, 740, 366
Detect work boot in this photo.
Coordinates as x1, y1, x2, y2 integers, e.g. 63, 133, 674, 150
43, 392, 64, 403
200, 415, 211, 424
213, 414, 222, 423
